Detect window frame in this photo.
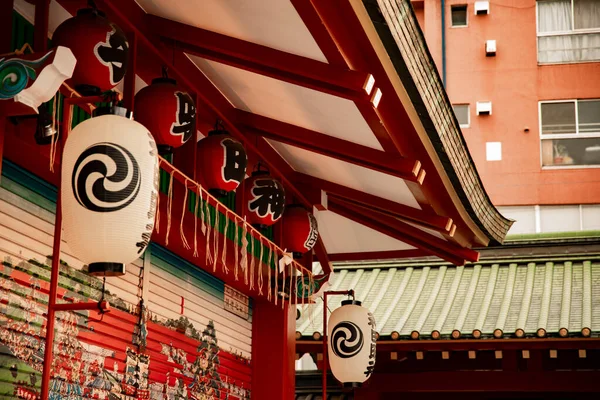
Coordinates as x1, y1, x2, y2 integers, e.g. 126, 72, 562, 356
452, 103, 470, 128
536, 0, 600, 65
538, 98, 600, 169
451, 4, 469, 28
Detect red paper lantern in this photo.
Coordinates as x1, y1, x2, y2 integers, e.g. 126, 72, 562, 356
196, 127, 247, 197
52, 8, 129, 95
135, 76, 196, 154
241, 170, 285, 228
281, 205, 319, 258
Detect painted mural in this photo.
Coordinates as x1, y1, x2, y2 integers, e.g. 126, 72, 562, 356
0, 255, 251, 400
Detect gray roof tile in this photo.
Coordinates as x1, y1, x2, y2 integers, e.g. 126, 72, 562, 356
297, 259, 600, 339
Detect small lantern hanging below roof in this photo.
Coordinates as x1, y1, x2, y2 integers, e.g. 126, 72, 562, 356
61, 105, 159, 276
240, 167, 285, 229
196, 122, 247, 197
328, 300, 377, 387
52, 7, 129, 95
134, 69, 197, 155
281, 205, 318, 259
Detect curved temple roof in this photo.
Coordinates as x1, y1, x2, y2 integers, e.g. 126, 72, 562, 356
297, 257, 600, 340
27, 0, 512, 268
363, 0, 513, 244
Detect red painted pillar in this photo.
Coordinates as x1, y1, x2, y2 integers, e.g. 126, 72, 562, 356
0, 0, 13, 182
251, 300, 296, 400
1, 0, 13, 53
34, 0, 50, 52
0, 119, 5, 181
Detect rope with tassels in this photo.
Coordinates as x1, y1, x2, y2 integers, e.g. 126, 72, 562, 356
156, 156, 314, 304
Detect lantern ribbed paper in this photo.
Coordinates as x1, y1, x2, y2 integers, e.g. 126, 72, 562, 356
52, 9, 129, 94
196, 129, 247, 197
135, 77, 196, 154
328, 300, 376, 386
281, 205, 318, 258
61, 114, 159, 276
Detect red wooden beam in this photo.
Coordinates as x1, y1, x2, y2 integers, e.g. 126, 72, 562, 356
34, 0, 50, 52
290, 0, 400, 156
122, 30, 137, 112
1, 0, 14, 53
360, 371, 600, 393
236, 109, 422, 182
328, 249, 431, 262
327, 199, 471, 266
0, 0, 12, 179
84, 0, 333, 273
146, 15, 371, 101
53, 300, 110, 312
295, 172, 452, 233
305, 0, 490, 247
297, 338, 600, 354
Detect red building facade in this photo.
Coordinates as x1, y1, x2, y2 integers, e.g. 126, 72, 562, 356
414, 0, 600, 233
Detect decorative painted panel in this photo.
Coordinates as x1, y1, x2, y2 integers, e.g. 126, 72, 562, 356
0, 161, 252, 399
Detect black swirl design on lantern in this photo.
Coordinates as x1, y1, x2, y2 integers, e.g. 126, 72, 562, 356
72, 142, 141, 212
331, 321, 364, 359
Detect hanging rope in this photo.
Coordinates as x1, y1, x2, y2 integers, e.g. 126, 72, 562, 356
212, 204, 220, 272
257, 237, 264, 295
205, 192, 213, 266
179, 179, 191, 249
240, 219, 249, 284
279, 255, 284, 309
221, 210, 229, 274
165, 170, 174, 246
155, 184, 161, 234
267, 244, 273, 302
248, 234, 255, 291
193, 186, 200, 258
155, 157, 315, 300
234, 220, 240, 281
48, 93, 59, 172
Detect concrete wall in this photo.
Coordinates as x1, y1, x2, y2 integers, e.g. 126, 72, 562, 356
416, 0, 600, 206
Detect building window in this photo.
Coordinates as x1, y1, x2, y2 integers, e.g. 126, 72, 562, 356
452, 104, 470, 127
498, 204, 600, 235
451, 5, 468, 27
540, 99, 600, 167
537, 0, 600, 64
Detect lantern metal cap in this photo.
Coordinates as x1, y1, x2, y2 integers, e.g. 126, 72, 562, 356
343, 382, 362, 389
94, 105, 133, 119
76, 8, 107, 18
207, 128, 231, 137
151, 77, 177, 85
88, 262, 125, 277
250, 169, 270, 177
341, 299, 361, 306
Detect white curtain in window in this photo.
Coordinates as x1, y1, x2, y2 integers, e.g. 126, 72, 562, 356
574, 0, 600, 29
539, 33, 600, 62
538, 0, 572, 33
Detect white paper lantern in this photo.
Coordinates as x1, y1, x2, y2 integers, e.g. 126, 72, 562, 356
328, 300, 376, 386
61, 110, 159, 276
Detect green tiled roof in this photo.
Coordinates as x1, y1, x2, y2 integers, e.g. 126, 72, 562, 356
297, 257, 600, 339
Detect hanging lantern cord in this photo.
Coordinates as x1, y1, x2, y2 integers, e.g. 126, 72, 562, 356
214, 119, 225, 131
98, 276, 107, 321
162, 66, 169, 80
88, 0, 98, 12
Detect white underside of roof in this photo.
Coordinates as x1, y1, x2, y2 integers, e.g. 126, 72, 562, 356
267, 140, 421, 209
189, 56, 384, 150
14, 0, 70, 35
135, 0, 327, 62
315, 210, 415, 254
